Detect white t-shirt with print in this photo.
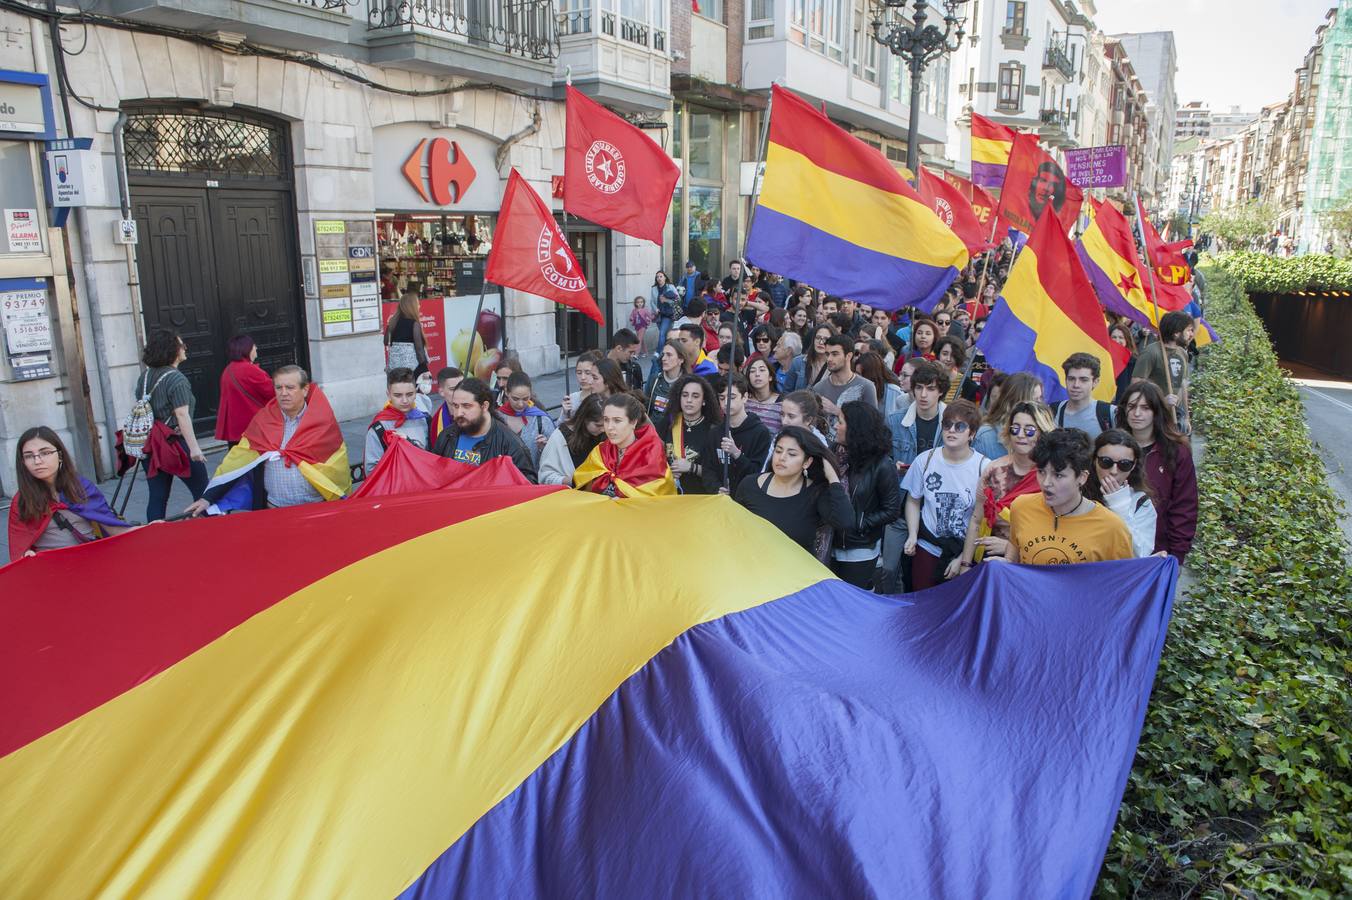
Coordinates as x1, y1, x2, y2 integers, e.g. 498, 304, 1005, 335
901, 448, 988, 557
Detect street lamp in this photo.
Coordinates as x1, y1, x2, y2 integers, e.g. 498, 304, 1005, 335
870, 0, 967, 186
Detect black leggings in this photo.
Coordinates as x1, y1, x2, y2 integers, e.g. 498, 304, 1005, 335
832, 557, 878, 589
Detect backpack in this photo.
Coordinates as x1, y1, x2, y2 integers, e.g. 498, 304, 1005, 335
122, 370, 174, 460
1055, 400, 1113, 433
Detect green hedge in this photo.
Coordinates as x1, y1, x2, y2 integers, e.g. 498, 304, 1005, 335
1213, 251, 1352, 294
1098, 265, 1352, 896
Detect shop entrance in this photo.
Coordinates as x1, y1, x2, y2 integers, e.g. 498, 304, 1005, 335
125, 106, 305, 435
556, 223, 612, 358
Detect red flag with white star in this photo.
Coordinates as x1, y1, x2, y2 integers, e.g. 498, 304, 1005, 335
564, 86, 680, 244
486, 169, 603, 324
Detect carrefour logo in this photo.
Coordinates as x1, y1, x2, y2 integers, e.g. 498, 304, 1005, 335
402, 137, 478, 205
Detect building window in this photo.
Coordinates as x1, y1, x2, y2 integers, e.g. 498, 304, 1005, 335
885, 144, 905, 163
790, 0, 844, 60
687, 108, 724, 181
556, 0, 591, 35
696, 0, 723, 23
997, 62, 1023, 111
748, 0, 773, 38
1003, 0, 1024, 35
850, 0, 878, 83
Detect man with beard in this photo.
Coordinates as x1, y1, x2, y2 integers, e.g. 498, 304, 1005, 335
1028, 161, 1067, 224
432, 377, 537, 481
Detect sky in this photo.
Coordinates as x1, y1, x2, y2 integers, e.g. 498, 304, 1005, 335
1093, 0, 1338, 112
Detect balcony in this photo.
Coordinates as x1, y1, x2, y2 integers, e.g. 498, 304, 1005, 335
89, 0, 353, 51
1042, 40, 1074, 81
1038, 108, 1073, 147
1000, 27, 1029, 50
367, 0, 558, 90
554, 0, 671, 111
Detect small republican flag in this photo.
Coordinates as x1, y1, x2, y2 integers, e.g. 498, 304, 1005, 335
564, 86, 680, 244
486, 170, 604, 324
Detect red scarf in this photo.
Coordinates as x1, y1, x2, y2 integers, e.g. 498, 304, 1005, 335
583, 425, 669, 495
983, 465, 1040, 527
242, 384, 344, 468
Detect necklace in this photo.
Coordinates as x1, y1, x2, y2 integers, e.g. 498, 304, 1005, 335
1052, 497, 1091, 531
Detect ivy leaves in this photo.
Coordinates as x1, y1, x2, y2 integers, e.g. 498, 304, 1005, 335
1215, 251, 1352, 294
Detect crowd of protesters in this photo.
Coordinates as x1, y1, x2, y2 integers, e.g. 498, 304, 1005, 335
8, 244, 1203, 590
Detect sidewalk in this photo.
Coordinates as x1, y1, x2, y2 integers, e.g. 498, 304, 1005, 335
0, 353, 639, 560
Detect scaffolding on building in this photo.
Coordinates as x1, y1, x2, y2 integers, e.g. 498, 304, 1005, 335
1302, 0, 1352, 252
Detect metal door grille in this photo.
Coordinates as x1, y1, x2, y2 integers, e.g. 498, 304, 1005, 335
124, 107, 289, 182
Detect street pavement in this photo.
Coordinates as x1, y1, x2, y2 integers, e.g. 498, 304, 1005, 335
1293, 378, 1352, 548
0, 354, 595, 561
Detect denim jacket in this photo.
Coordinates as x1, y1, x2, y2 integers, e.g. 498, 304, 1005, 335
886, 400, 946, 471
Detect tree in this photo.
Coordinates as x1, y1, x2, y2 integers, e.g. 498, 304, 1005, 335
1198, 201, 1277, 248
1319, 195, 1352, 255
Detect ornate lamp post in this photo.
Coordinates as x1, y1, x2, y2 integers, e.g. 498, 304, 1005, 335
870, 0, 967, 185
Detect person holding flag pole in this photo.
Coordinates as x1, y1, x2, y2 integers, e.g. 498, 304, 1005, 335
1131, 194, 1178, 427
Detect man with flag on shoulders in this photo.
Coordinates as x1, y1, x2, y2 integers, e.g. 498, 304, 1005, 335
364, 367, 432, 474
185, 365, 351, 516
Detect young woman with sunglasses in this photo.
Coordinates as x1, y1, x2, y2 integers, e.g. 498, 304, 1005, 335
1084, 429, 1160, 558
803, 324, 835, 388
1117, 381, 1197, 561
902, 399, 988, 589
959, 400, 1054, 569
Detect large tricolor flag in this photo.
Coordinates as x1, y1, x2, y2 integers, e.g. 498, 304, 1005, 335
745, 84, 968, 312
1, 489, 1177, 897
1079, 202, 1215, 348
971, 113, 1017, 190
979, 208, 1130, 404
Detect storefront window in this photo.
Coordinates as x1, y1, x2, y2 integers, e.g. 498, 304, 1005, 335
688, 109, 724, 181
376, 212, 495, 299
0, 141, 47, 257
687, 186, 722, 276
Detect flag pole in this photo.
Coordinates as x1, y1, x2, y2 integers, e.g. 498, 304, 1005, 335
1132, 193, 1177, 424
561, 65, 574, 406
971, 216, 1001, 308
469, 281, 489, 376
722, 86, 775, 492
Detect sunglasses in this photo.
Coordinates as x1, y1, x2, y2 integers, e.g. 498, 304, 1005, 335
942, 421, 970, 433
1096, 456, 1137, 473
1007, 424, 1038, 437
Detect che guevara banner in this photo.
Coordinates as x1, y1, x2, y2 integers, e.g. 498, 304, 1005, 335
1, 489, 1176, 897
996, 132, 1085, 236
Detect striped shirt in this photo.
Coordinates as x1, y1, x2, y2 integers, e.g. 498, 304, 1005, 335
264, 404, 324, 508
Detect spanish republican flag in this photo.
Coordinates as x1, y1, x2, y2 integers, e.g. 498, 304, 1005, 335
208, 383, 351, 503
1076, 201, 1214, 348
745, 85, 968, 312
978, 208, 1129, 404
971, 113, 1016, 191
573, 424, 676, 497
0, 488, 1178, 896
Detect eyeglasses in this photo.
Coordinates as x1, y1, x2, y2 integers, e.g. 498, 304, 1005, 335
1096, 456, 1137, 473
942, 421, 970, 433
1008, 424, 1038, 437
22, 448, 58, 463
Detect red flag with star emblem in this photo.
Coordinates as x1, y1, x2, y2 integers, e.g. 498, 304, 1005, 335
918, 167, 992, 256
564, 86, 680, 244
486, 169, 603, 324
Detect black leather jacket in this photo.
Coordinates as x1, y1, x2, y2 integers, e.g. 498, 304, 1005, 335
837, 456, 903, 550
432, 415, 537, 483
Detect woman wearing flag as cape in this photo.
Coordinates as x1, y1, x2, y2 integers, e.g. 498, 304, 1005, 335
186, 366, 351, 515
8, 426, 134, 560
574, 394, 676, 498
